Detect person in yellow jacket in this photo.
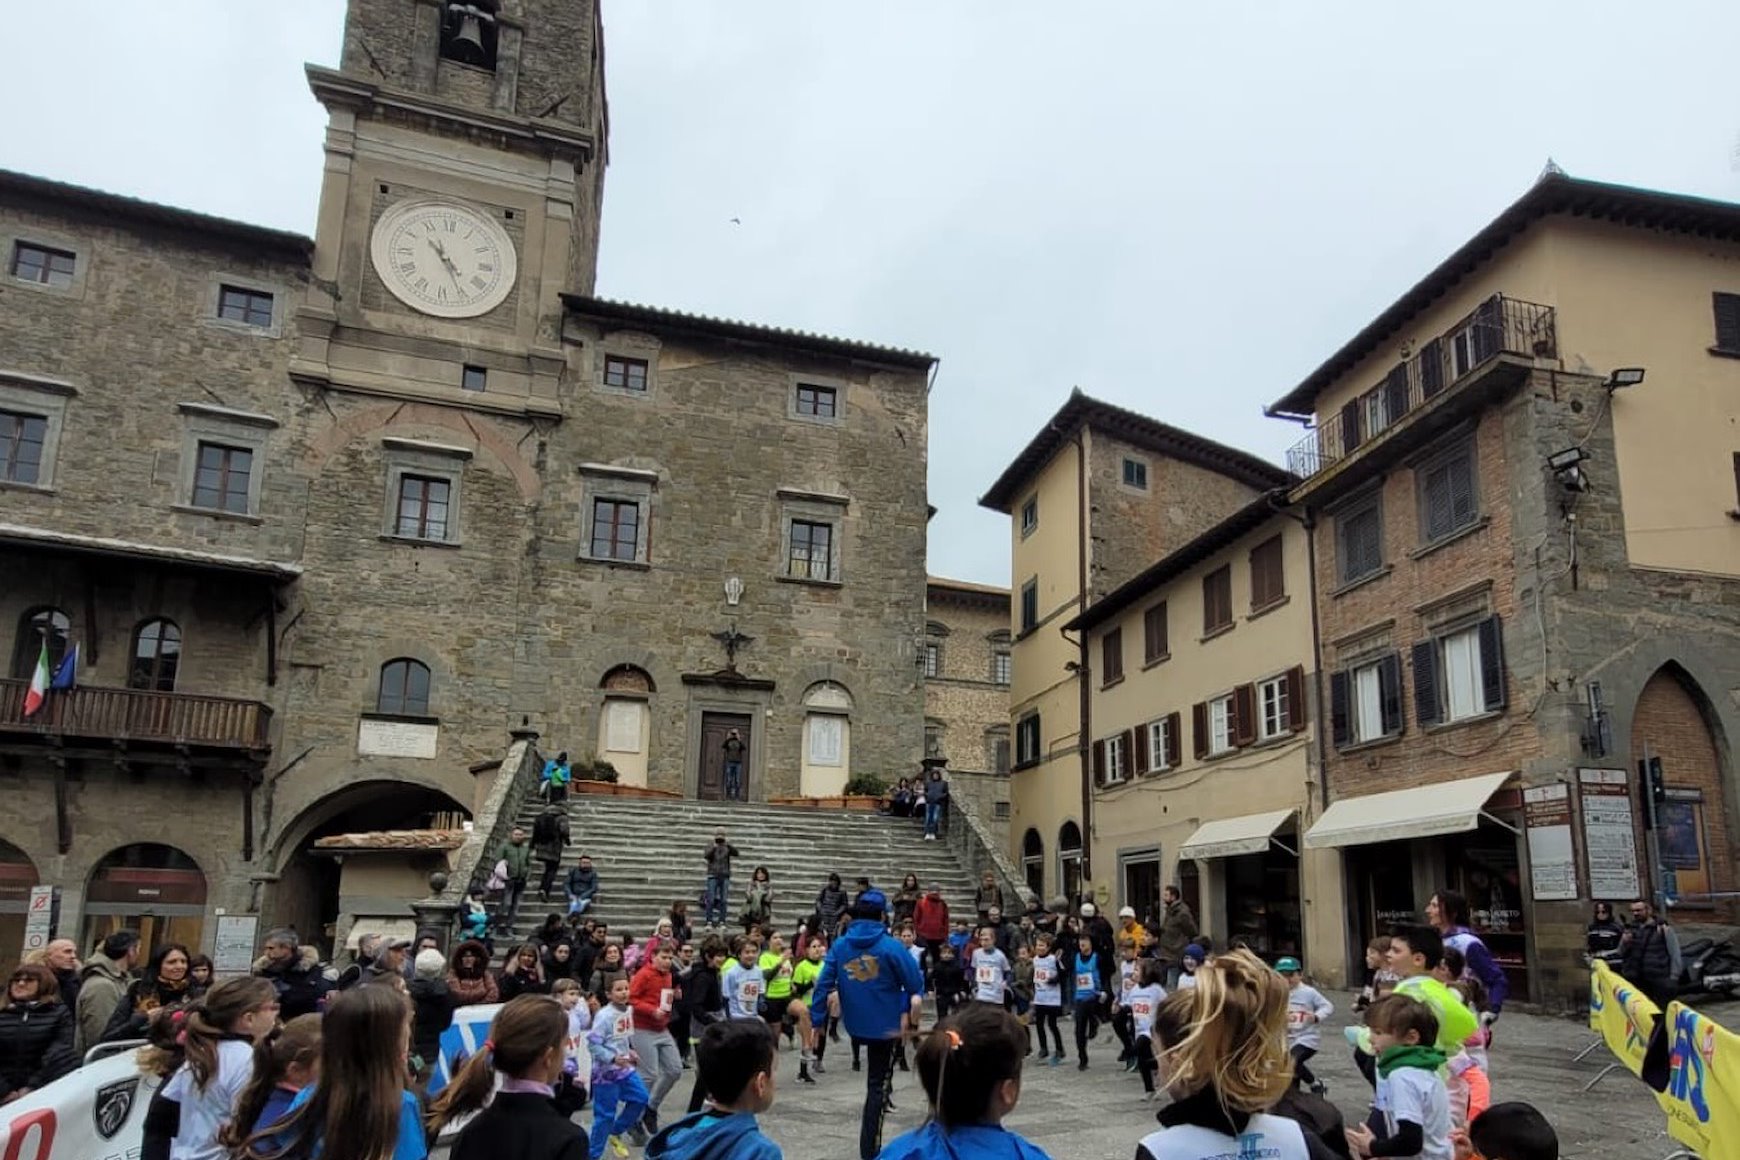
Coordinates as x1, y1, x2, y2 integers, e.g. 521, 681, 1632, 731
757, 934, 814, 1085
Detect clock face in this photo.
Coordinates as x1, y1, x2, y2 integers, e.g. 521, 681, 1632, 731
369, 199, 518, 318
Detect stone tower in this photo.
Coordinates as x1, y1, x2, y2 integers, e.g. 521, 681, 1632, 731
291, 0, 607, 413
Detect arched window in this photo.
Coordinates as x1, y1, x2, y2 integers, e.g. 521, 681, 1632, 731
83, 843, 206, 962
598, 665, 654, 767
801, 682, 854, 790
12, 607, 70, 679
377, 658, 432, 716
600, 665, 655, 694
1022, 828, 1045, 897
1058, 821, 1084, 906
129, 619, 182, 692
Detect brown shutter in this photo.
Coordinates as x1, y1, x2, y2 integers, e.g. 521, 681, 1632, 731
1165, 712, 1182, 768
1191, 702, 1208, 760
1419, 338, 1445, 398
1412, 641, 1442, 727
1716, 293, 1740, 353
1092, 739, 1107, 788
1330, 670, 1350, 748
1131, 726, 1149, 776
1379, 653, 1405, 736
1384, 362, 1410, 422
1339, 399, 1361, 455
1233, 684, 1257, 747
1478, 615, 1507, 711
1286, 665, 1307, 732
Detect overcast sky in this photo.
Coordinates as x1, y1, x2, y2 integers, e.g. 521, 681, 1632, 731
7, 3, 1738, 586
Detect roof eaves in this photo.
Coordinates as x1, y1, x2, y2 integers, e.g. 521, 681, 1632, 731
0, 169, 313, 258
560, 295, 936, 371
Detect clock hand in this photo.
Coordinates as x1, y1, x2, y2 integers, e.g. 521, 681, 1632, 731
425, 238, 463, 285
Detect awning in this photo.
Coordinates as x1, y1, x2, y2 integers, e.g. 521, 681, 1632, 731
1304, 771, 1515, 849
1178, 809, 1297, 860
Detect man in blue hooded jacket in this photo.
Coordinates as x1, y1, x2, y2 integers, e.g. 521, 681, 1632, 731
809, 889, 925, 1160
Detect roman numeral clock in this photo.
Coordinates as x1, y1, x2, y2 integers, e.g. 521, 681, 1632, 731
369, 199, 518, 318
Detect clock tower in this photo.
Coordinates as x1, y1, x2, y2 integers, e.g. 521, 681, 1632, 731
291, 0, 606, 417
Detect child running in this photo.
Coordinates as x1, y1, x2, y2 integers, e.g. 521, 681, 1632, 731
970, 927, 1012, 1007
1175, 943, 1204, 991
162, 977, 281, 1160
224, 1014, 322, 1144
1135, 949, 1312, 1160
1463, 1102, 1558, 1160
427, 994, 590, 1160
1070, 933, 1104, 1070
681, 940, 728, 1115
1277, 956, 1334, 1097
588, 978, 647, 1160
647, 1020, 783, 1159
554, 979, 593, 1109
1347, 994, 1451, 1160
722, 939, 764, 1022
1029, 934, 1064, 1066
875, 1005, 1053, 1160
790, 936, 826, 1077
1124, 960, 1167, 1101
932, 943, 966, 1025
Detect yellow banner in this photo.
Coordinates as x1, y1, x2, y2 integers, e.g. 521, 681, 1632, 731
1588, 960, 1659, 1078
1656, 1000, 1740, 1160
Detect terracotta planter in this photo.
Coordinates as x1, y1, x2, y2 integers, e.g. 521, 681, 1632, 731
768, 794, 883, 812
571, 780, 682, 800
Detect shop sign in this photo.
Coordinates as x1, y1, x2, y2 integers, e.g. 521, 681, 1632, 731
1523, 784, 1577, 901
1579, 767, 1641, 900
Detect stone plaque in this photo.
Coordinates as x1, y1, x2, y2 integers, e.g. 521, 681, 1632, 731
358, 717, 439, 759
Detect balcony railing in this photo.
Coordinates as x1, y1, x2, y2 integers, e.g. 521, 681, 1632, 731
1286, 295, 1556, 480
0, 679, 272, 750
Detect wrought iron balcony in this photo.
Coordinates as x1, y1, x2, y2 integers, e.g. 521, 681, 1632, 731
1285, 295, 1556, 481
0, 680, 272, 751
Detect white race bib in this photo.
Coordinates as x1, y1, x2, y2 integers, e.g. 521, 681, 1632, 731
659, 988, 674, 1014
1132, 999, 1153, 1021
976, 964, 997, 985
1035, 967, 1053, 984
1075, 971, 1095, 993
1288, 1008, 1309, 1026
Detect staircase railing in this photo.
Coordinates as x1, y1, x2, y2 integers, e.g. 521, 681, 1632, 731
413, 730, 542, 941
945, 792, 1037, 914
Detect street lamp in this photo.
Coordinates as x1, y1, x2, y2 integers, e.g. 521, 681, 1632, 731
1605, 367, 1646, 391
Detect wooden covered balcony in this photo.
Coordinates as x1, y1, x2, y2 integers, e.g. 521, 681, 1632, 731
0, 679, 272, 751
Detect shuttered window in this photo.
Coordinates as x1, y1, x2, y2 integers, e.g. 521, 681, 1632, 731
1713, 292, 1740, 354
1413, 615, 1507, 726
1249, 535, 1285, 609
1337, 498, 1383, 584
1143, 602, 1168, 663
1101, 628, 1124, 686
1331, 654, 1403, 748
1203, 565, 1233, 634
1419, 443, 1479, 543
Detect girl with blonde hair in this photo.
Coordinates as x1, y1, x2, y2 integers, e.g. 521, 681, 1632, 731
1134, 949, 1321, 1160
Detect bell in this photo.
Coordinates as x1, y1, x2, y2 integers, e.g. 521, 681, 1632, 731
442, 4, 493, 68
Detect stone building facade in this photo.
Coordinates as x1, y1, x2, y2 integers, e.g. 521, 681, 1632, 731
0, 0, 931, 964
923, 576, 1012, 848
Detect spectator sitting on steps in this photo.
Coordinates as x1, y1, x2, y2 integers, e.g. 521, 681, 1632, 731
567, 855, 601, 918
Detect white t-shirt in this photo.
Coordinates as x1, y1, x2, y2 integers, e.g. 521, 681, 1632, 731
1119, 958, 1137, 1000
163, 1039, 255, 1160
1285, 983, 1334, 1051
1032, 954, 1063, 1007
1135, 1113, 1310, 1160
972, 948, 1011, 1003
1375, 1065, 1453, 1160
1125, 983, 1166, 1039
565, 1003, 593, 1077
722, 961, 763, 1019
1176, 971, 1198, 991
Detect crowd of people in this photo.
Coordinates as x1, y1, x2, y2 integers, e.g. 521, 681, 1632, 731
0, 853, 1573, 1160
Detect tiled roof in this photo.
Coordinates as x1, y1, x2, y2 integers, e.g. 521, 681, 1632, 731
312, 829, 468, 852
0, 169, 313, 257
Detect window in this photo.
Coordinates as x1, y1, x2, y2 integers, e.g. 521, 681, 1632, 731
190, 442, 253, 514
1015, 714, 1042, 766
1337, 497, 1384, 584
0, 410, 47, 485
1143, 602, 1168, 663
394, 475, 452, 540
461, 365, 488, 392
1412, 616, 1506, 726
1249, 535, 1285, 610
1100, 627, 1124, 686
1331, 654, 1403, 748
987, 728, 1011, 774
1101, 733, 1128, 784
1418, 444, 1479, 543
1123, 458, 1148, 490
591, 499, 641, 562
1202, 565, 1233, 634
1020, 496, 1038, 536
602, 355, 649, 392
1145, 714, 1180, 772
1258, 674, 1289, 741
216, 285, 274, 328
129, 619, 181, 692
787, 519, 833, 580
794, 383, 837, 419
923, 721, 943, 758
377, 658, 432, 716
922, 643, 940, 678
1207, 694, 1234, 755
1363, 387, 1392, 439
991, 649, 1012, 686
1019, 578, 1038, 632
1714, 292, 1740, 354
12, 607, 69, 679
11, 243, 74, 288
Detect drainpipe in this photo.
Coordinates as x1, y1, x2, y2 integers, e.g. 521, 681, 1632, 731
1076, 431, 1093, 884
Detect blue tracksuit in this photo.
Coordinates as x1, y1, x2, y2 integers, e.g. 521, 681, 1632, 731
809, 919, 926, 1040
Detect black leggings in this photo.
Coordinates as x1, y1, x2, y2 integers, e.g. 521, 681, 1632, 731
1136, 1035, 1158, 1092
1291, 1044, 1318, 1087
1112, 1008, 1135, 1057
1073, 998, 1100, 1063
1032, 1004, 1062, 1055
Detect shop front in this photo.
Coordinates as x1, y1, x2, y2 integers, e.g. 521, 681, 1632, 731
81, 844, 208, 960
0, 841, 38, 977
1178, 809, 1303, 963
1306, 771, 1531, 1001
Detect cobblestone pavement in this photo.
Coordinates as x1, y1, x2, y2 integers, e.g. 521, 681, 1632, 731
719, 993, 1685, 1159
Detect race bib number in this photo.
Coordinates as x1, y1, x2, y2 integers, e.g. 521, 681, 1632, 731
1075, 971, 1095, 993
1035, 967, 1053, 984
1288, 1009, 1309, 1026
976, 964, 998, 986
739, 982, 761, 1007
1132, 999, 1153, 1021
659, 988, 674, 1015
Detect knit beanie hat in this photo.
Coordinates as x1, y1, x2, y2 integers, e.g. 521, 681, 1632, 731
1183, 943, 1206, 963
414, 948, 446, 980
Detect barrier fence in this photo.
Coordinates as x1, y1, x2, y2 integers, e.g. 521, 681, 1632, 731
1588, 960, 1740, 1159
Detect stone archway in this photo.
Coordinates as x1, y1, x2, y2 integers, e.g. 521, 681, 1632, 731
83, 843, 207, 961
1630, 664, 1736, 912
0, 840, 39, 976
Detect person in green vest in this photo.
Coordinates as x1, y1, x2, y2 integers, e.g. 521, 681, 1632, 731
757, 934, 814, 1086
495, 826, 533, 934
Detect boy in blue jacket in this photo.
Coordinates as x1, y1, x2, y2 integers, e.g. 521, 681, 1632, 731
645, 1020, 782, 1160
809, 891, 926, 1160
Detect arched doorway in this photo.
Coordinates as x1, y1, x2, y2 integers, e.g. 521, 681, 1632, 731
1021, 828, 1045, 898
1631, 665, 1735, 909
0, 840, 39, 977
1058, 821, 1084, 907
83, 844, 206, 960
598, 665, 655, 788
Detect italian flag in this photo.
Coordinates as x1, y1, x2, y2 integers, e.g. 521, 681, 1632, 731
22, 643, 49, 719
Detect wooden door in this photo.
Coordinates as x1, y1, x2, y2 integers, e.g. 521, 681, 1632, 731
698, 712, 752, 801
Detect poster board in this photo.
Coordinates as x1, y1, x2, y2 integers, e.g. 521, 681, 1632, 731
1579, 768, 1640, 900
212, 914, 259, 975
1523, 784, 1577, 901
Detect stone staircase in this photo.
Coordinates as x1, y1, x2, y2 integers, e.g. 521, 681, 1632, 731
496, 795, 983, 943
